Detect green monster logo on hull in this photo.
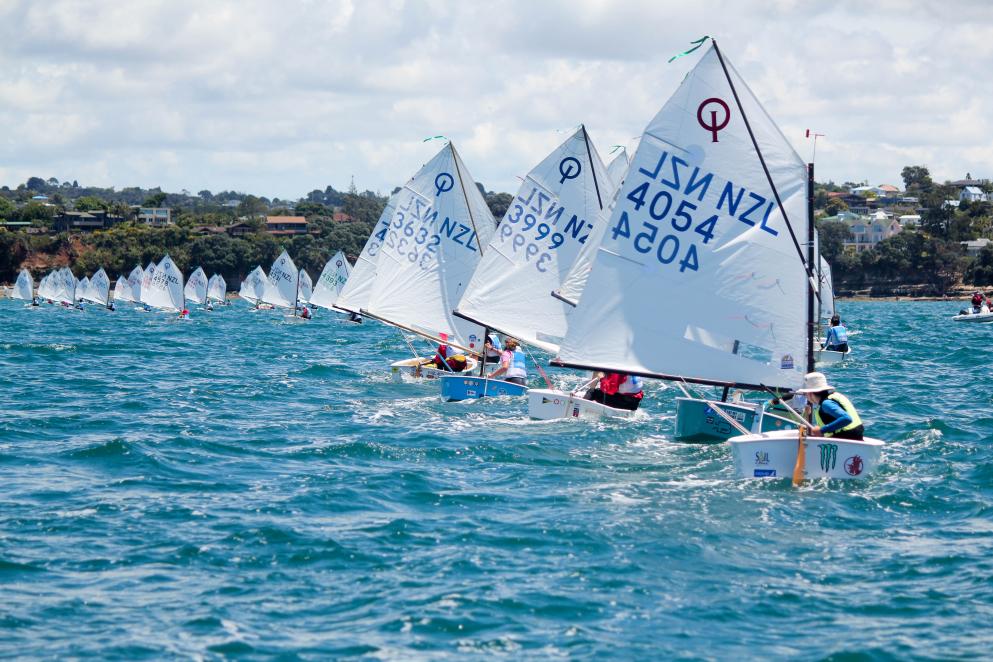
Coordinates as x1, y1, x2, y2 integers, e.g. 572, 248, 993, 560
819, 443, 838, 472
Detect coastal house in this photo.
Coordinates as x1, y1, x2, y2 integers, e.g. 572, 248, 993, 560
332, 211, 355, 223
961, 238, 992, 257
960, 186, 990, 203
225, 222, 257, 237
265, 215, 308, 236
822, 210, 903, 254
137, 207, 172, 226
898, 214, 921, 229
52, 210, 126, 232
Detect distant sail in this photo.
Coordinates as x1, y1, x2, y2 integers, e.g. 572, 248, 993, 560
144, 255, 185, 311
113, 275, 128, 302
38, 273, 54, 300
75, 277, 90, 302
139, 262, 158, 306
238, 266, 268, 304
262, 250, 299, 309
58, 268, 76, 304
298, 270, 313, 305
455, 126, 610, 353
334, 193, 399, 315
310, 250, 352, 311
365, 143, 497, 352
119, 265, 144, 303
207, 274, 227, 302
184, 267, 209, 305
606, 147, 630, 190
555, 43, 810, 391
12, 269, 32, 300
81, 268, 111, 306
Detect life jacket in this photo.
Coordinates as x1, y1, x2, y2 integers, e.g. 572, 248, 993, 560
446, 354, 467, 372
505, 349, 527, 379
616, 374, 644, 398
814, 392, 863, 437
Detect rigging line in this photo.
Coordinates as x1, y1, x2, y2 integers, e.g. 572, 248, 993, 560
711, 40, 821, 304
450, 143, 486, 256
581, 125, 604, 210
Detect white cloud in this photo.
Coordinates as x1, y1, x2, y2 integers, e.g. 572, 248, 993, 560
0, 0, 990, 198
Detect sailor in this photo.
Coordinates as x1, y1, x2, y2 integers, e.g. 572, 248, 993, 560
179, 308, 190, 319
488, 338, 527, 385
107, 301, 116, 311
483, 333, 503, 364
795, 371, 864, 440
822, 315, 849, 352
31, 296, 40, 307
348, 312, 362, 324
964, 292, 988, 315
206, 301, 214, 311
585, 372, 644, 411
301, 306, 312, 320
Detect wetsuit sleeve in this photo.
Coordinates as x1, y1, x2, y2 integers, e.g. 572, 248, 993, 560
819, 399, 852, 433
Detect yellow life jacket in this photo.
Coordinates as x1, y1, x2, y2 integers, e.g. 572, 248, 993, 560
813, 392, 862, 436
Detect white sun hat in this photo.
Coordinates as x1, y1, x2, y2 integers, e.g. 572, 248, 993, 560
795, 371, 834, 394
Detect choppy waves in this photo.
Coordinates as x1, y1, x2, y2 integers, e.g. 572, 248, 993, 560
1, 299, 991, 658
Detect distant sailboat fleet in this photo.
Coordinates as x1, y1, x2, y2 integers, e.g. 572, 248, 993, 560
5, 40, 884, 483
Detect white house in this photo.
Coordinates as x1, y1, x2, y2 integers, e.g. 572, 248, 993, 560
962, 238, 992, 256
822, 210, 903, 254
960, 186, 989, 203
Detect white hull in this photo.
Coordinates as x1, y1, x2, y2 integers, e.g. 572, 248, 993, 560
952, 312, 993, 323
728, 430, 883, 480
527, 388, 638, 421
815, 348, 850, 365
390, 356, 479, 382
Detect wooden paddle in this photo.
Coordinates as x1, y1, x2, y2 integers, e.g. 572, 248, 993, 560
792, 405, 812, 487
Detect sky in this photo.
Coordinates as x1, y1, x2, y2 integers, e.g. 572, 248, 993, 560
0, 0, 990, 200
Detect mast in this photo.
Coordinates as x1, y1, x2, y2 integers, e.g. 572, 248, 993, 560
806, 163, 815, 375
293, 267, 300, 318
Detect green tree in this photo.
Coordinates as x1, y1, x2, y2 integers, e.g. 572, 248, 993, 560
824, 197, 848, 216
0, 197, 15, 220
143, 192, 167, 207
75, 195, 109, 212
18, 201, 54, 226
965, 244, 993, 285
901, 165, 933, 193
816, 220, 851, 263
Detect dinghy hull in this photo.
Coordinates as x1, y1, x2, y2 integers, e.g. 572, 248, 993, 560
439, 376, 528, 401
673, 397, 797, 443
527, 388, 638, 421
728, 430, 884, 480
390, 357, 479, 382
815, 348, 850, 365
952, 312, 993, 323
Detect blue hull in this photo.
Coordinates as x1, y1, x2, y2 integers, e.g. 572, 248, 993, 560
440, 376, 528, 402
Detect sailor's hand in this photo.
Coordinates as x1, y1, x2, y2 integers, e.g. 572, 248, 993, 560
810, 426, 822, 436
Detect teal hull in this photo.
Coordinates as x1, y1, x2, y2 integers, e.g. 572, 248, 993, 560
673, 397, 796, 443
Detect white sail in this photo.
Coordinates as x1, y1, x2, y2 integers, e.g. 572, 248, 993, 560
184, 267, 209, 305
262, 250, 299, 309
333, 194, 399, 315
113, 276, 128, 302
144, 255, 185, 311
606, 147, 630, 189
139, 261, 158, 305
238, 266, 268, 304
58, 268, 76, 303
819, 256, 835, 320
310, 250, 353, 311
365, 143, 497, 352
38, 273, 52, 300
207, 274, 227, 302
119, 265, 143, 303
297, 270, 313, 305
75, 277, 90, 302
13, 269, 33, 300
556, 42, 810, 391
81, 268, 111, 305
455, 127, 611, 353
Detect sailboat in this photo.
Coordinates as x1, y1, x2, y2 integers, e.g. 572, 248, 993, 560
113, 274, 129, 303
74, 276, 90, 306
184, 267, 209, 307
298, 269, 313, 307
239, 266, 268, 307
260, 250, 307, 320
143, 255, 185, 312
12, 268, 33, 302
813, 249, 849, 364
80, 268, 111, 308
333, 194, 399, 322
207, 274, 227, 306
550, 41, 883, 478
449, 126, 612, 402
309, 250, 353, 316
138, 261, 158, 310
362, 142, 496, 381
122, 264, 144, 303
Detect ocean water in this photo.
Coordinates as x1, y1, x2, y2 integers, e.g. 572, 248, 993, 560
1, 298, 991, 659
